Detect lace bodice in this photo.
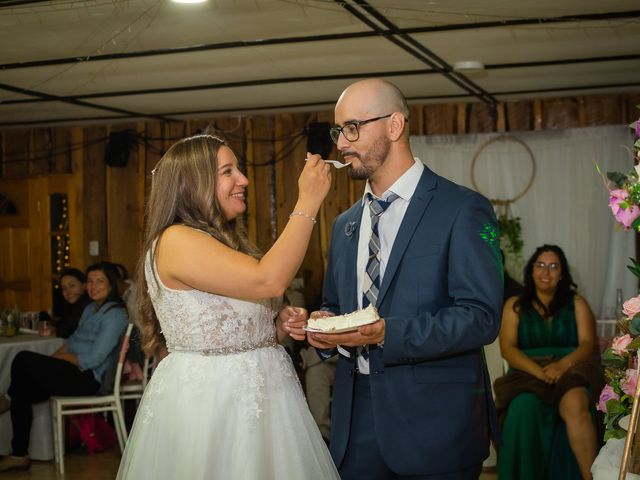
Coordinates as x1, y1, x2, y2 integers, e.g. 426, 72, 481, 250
144, 251, 281, 354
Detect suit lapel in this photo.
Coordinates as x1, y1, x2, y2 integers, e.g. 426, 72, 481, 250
377, 168, 436, 307
342, 204, 363, 313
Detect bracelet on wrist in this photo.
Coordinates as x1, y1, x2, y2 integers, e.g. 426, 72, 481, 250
289, 211, 316, 224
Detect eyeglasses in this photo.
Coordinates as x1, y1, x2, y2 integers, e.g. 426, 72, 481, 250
533, 261, 561, 272
329, 114, 392, 144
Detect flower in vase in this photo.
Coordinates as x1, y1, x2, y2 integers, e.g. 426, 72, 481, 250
598, 384, 620, 413
611, 334, 634, 356
624, 295, 640, 318
621, 369, 639, 397
609, 189, 640, 229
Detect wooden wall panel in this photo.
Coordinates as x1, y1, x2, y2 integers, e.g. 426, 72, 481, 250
408, 105, 424, 136
3, 129, 31, 177
31, 129, 51, 176
106, 124, 143, 276
0, 178, 29, 228
143, 122, 163, 202
468, 103, 495, 134
424, 104, 456, 135
506, 101, 533, 133
625, 94, 640, 127
51, 128, 72, 174
188, 118, 213, 136
27, 177, 47, 311
583, 95, 624, 126
274, 113, 312, 234
0, 227, 32, 309
246, 116, 275, 253
163, 122, 187, 151
82, 126, 108, 268
542, 98, 580, 130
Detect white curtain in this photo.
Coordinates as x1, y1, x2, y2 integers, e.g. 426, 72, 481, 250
411, 125, 636, 318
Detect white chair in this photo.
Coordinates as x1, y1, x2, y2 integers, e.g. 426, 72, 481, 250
120, 355, 153, 403
51, 323, 133, 474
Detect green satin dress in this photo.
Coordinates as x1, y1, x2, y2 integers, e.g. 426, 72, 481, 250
498, 299, 583, 480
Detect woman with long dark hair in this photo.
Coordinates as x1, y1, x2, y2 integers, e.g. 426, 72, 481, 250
496, 244, 603, 480
52, 267, 92, 338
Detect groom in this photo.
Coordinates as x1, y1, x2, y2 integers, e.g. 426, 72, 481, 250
308, 79, 503, 479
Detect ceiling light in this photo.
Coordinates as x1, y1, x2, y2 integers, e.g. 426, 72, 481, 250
452, 61, 485, 74
171, 0, 207, 3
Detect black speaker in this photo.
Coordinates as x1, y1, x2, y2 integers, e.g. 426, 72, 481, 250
305, 122, 333, 159
104, 130, 138, 167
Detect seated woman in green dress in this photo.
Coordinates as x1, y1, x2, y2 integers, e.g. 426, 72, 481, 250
495, 244, 604, 480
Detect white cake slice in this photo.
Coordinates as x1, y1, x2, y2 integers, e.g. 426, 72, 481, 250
307, 305, 380, 332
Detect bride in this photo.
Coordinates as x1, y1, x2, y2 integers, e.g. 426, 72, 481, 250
116, 134, 339, 479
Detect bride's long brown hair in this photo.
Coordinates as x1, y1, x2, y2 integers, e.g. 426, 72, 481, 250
136, 134, 260, 357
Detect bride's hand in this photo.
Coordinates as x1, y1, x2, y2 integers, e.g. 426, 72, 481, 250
276, 306, 308, 342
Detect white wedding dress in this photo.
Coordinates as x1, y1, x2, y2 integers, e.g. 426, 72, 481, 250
116, 256, 340, 479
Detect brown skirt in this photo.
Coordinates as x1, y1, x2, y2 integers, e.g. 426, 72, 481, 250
493, 356, 605, 413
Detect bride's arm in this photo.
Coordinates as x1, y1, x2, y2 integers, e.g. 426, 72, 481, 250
156, 156, 330, 300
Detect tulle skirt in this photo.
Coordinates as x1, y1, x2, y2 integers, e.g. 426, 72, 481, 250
116, 346, 340, 479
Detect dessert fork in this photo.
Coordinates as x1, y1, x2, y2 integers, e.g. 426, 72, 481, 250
305, 159, 352, 169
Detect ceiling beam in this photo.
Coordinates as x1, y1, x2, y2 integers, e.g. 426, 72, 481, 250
0, 0, 53, 7
340, 0, 496, 105
1, 10, 638, 71
0, 81, 179, 122
4, 54, 638, 106
2, 81, 638, 129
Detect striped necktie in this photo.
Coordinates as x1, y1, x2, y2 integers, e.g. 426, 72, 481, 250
359, 192, 398, 364
362, 192, 399, 308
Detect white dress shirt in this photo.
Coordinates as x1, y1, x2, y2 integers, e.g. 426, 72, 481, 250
352, 158, 424, 373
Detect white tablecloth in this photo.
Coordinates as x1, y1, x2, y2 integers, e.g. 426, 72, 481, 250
0, 333, 64, 460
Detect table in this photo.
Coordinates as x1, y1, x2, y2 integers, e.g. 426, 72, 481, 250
0, 332, 64, 460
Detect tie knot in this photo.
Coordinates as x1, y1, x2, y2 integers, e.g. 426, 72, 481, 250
367, 192, 399, 217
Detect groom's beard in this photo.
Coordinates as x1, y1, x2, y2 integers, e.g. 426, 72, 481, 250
345, 137, 391, 180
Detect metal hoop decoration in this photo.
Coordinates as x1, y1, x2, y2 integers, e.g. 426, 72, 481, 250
470, 134, 536, 205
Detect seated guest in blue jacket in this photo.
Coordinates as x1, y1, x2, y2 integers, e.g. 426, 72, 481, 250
0, 261, 128, 473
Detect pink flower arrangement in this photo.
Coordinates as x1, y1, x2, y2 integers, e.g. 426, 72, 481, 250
624, 295, 640, 318
611, 334, 634, 356
599, 112, 640, 231
598, 384, 620, 413
622, 369, 639, 397
598, 108, 640, 440
609, 189, 640, 229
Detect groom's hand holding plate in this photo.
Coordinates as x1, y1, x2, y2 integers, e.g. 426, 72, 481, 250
306, 305, 385, 347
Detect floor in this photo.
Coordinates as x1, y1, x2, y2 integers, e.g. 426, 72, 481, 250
6, 451, 498, 479
7, 448, 121, 479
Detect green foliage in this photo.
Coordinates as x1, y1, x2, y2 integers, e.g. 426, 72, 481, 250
601, 348, 627, 369
498, 215, 523, 256
630, 316, 640, 335
628, 258, 640, 279
607, 171, 628, 189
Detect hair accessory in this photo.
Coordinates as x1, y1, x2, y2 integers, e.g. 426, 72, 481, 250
289, 211, 316, 224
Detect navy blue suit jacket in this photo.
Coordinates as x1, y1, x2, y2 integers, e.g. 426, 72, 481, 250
322, 166, 503, 476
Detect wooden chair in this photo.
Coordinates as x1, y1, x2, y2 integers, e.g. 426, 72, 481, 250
50, 323, 133, 474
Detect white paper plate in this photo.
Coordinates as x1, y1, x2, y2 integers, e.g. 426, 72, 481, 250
619, 415, 631, 431
303, 318, 378, 334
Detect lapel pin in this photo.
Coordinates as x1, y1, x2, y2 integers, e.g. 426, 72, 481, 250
345, 222, 357, 237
